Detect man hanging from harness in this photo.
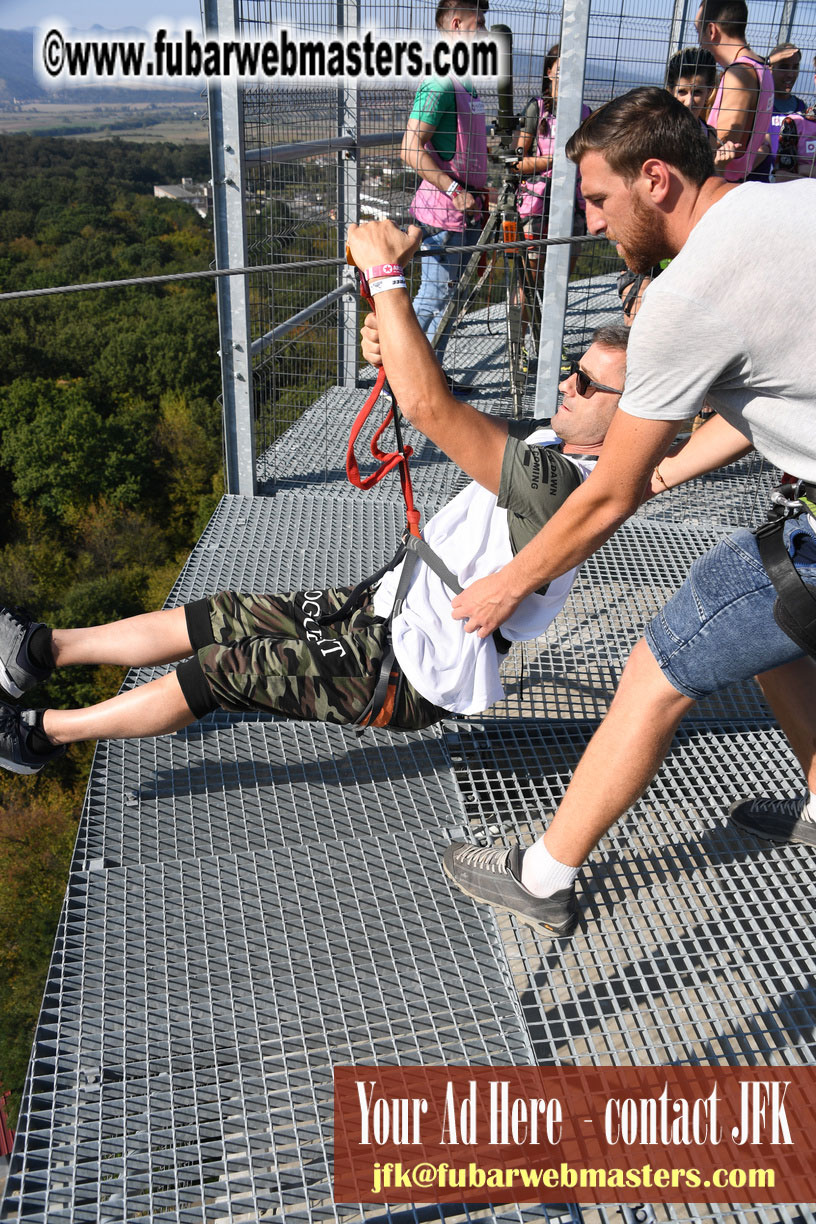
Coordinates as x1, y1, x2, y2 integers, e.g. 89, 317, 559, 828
0, 220, 629, 775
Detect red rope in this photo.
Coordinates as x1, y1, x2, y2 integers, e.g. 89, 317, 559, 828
345, 260, 422, 538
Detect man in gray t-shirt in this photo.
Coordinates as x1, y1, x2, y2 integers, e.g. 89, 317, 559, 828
423, 87, 816, 936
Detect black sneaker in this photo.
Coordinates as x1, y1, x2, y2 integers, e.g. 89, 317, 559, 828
442, 842, 579, 936
0, 701, 66, 775
729, 795, 816, 846
0, 607, 52, 698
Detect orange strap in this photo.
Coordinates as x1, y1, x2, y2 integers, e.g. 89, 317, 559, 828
345, 249, 422, 538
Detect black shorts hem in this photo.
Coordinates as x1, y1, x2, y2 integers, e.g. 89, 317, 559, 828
185, 598, 215, 649
176, 656, 219, 719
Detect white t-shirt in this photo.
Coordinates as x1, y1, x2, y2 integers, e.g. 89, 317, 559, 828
619, 180, 816, 480
371, 429, 595, 715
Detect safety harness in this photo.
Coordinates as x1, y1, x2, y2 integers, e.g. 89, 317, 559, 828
320, 255, 509, 729
754, 478, 816, 659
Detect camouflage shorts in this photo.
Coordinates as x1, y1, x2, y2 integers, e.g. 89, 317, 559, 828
180, 587, 443, 730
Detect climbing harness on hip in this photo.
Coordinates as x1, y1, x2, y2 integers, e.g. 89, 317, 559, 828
754, 477, 816, 658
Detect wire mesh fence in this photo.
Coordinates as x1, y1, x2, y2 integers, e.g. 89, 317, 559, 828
224, 0, 816, 487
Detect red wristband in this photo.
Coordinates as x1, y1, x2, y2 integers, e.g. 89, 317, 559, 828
365, 263, 403, 282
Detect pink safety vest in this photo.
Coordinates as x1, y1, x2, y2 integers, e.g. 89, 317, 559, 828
518, 98, 590, 218
410, 80, 488, 231
707, 52, 774, 181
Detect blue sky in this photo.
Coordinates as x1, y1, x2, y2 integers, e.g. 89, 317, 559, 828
0, 0, 200, 28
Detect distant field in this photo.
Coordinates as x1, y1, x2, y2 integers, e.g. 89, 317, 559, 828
0, 100, 208, 142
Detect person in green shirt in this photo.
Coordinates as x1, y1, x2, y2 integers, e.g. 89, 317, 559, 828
400, 0, 489, 378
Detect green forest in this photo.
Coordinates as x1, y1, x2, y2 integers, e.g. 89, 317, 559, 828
0, 134, 223, 1120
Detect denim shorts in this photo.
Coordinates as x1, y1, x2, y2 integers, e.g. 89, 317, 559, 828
645, 514, 816, 700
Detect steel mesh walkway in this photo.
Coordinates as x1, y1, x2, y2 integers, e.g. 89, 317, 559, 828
5, 835, 538, 1221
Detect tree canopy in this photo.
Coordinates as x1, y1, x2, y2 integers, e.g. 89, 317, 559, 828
0, 135, 223, 1121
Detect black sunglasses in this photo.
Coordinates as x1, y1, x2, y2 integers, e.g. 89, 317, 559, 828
568, 360, 624, 397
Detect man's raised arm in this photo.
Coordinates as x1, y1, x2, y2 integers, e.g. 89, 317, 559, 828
346, 220, 511, 493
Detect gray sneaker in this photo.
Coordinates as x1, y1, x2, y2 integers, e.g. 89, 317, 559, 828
0, 607, 52, 698
442, 842, 579, 936
0, 701, 66, 775
729, 795, 816, 846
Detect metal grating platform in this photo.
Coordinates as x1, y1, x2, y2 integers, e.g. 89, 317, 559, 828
163, 492, 408, 604
3, 833, 541, 1223
490, 517, 772, 725
444, 715, 816, 1066
76, 717, 465, 870
637, 452, 778, 531
257, 390, 466, 506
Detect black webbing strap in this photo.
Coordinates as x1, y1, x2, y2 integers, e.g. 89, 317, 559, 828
352, 545, 423, 730
755, 513, 816, 658
316, 544, 407, 628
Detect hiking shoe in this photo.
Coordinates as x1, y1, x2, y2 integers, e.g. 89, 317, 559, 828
729, 795, 816, 846
0, 701, 66, 775
442, 841, 579, 936
0, 607, 52, 698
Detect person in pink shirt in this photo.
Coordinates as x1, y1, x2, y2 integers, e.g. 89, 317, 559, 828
515, 43, 591, 277
695, 0, 773, 180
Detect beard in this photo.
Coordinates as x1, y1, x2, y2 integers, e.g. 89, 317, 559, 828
616, 193, 671, 274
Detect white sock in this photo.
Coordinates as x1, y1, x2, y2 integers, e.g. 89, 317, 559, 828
520, 839, 580, 898
802, 792, 816, 824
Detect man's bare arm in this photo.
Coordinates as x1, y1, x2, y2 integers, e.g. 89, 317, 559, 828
347, 220, 509, 491
401, 119, 476, 213
714, 63, 762, 159
450, 409, 682, 636
646, 411, 753, 497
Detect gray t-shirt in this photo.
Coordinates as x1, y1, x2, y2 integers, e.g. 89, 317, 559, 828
619, 180, 816, 480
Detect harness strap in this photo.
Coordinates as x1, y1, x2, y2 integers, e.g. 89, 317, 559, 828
345, 251, 422, 540
340, 250, 511, 729
401, 536, 512, 655
755, 513, 816, 657
320, 533, 513, 730
316, 545, 407, 628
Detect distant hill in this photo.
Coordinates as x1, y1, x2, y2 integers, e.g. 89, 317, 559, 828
0, 27, 196, 103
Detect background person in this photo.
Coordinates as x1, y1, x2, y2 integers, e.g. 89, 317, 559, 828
667, 46, 718, 127
401, 0, 489, 383
752, 42, 808, 179
515, 42, 591, 279
696, 0, 773, 181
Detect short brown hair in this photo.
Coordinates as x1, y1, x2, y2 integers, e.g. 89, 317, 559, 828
697, 0, 748, 40
566, 86, 715, 186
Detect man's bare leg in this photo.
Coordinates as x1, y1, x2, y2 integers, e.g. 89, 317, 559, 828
51, 607, 192, 669
443, 639, 696, 934
533, 638, 696, 870
727, 656, 816, 842
754, 657, 816, 789
43, 672, 195, 745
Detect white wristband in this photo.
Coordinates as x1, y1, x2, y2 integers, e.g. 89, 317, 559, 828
368, 275, 407, 296
445, 180, 461, 197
